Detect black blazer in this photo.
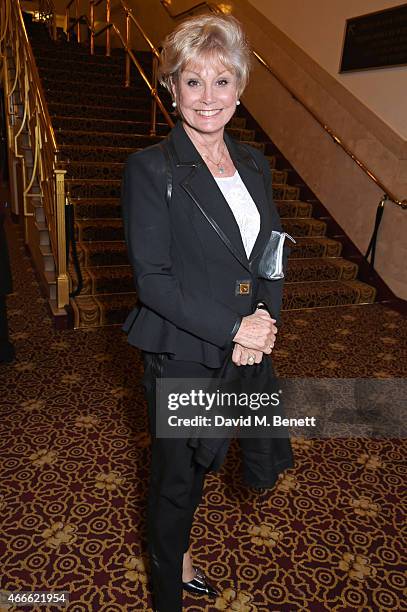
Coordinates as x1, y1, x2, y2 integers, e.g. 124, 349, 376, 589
121, 121, 286, 367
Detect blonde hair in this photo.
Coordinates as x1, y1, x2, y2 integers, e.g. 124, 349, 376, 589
158, 14, 251, 98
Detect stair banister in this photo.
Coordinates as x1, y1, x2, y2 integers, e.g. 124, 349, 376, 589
2, 0, 70, 309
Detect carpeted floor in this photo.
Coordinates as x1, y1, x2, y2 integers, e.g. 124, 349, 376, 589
0, 216, 406, 611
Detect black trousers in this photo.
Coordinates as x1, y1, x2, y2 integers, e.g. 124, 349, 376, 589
142, 353, 214, 612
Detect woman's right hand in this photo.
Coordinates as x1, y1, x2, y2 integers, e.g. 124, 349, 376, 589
233, 310, 277, 353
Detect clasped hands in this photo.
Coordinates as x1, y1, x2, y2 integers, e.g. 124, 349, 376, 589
232, 309, 277, 366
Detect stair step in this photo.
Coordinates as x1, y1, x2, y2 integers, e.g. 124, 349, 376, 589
35, 55, 150, 76
74, 235, 343, 269
53, 115, 171, 136
75, 219, 123, 242
33, 51, 151, 68
58, 130, 164, 149
48, 102, 166, 123
71, 257, 359, 297
64, 160, 294, 183
290, 237, 343, 258
286, 258, 358, 282
283, 280, 376, 309
73, 216, 326, 241
69, 278, 376, 328
40, 75, 160, 97
31, 41, 141, 61
76, 241, 129, 267
282, 217, 327, 237
37, 65, 145, 85
59, 145, 141, 164
71, 198, 122, 219
71, 197, 313, 220
70, 292, 137, 328
72, 265, 134, 295
273, 184, 300, 200
45, 89, 154, 108
275, 200, 312, 218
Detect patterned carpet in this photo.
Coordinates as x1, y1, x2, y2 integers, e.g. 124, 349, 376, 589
23, 17, 377, 329
1, 214, 406, 611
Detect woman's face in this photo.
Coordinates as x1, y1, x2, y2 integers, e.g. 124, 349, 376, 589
173, 56, 239, 137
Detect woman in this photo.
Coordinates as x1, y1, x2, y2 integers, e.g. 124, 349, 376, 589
122, 14, 293, 612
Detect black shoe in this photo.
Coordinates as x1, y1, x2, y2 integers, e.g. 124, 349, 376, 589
182, 567, 219, 598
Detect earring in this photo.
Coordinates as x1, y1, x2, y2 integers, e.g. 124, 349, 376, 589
236, 100, 240, 106
172, 101, 177, 108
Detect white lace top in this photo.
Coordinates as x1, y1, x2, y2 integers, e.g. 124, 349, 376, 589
214, 171, 260, 258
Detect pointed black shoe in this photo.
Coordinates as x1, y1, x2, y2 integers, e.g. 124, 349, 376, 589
183, 567, 219, 599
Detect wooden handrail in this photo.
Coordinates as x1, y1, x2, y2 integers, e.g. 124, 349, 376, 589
17, 5, 57, 151
160, 0, 406, 210
2, 0, 70, 307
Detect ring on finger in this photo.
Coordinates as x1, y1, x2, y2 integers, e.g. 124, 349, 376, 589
247, 354, 255, 365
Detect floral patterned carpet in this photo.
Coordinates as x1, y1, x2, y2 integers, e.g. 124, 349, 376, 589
0, 218, 406, 611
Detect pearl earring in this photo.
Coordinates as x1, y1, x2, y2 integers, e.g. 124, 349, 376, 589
236, 100, 240, 106
172, 101, 177, 108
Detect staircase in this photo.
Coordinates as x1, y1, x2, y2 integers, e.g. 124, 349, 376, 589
26, 18, 376, 328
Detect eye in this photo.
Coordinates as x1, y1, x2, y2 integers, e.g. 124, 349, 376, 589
187, 79, 200, 87
217, 79, 229, 86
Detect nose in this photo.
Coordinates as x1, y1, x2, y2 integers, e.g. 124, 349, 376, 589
201, 83, 215, 105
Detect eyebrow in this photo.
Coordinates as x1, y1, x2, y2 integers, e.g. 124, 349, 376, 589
182, 70, 231, 77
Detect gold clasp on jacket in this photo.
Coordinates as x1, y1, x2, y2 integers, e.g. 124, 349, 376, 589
235, 280, 252, 296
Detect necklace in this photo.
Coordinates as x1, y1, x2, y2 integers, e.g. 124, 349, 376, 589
203, 145, 226, 174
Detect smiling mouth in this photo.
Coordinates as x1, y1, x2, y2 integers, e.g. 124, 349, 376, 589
195, 109, 222, 116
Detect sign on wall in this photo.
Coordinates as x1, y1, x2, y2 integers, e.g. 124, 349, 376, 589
340, 3, 407, 72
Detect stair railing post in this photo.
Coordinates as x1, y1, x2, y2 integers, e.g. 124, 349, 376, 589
51, 3, 57, 41
90, 0, 95, 54
54, 168, 69, 308
75, 0, 80, 42
66, 6, 70, 40
106, 0, 111, 56
125, 10, 130, 87
150, 55, 158, 136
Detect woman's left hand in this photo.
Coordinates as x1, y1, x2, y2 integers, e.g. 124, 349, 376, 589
232, 343, 263, 366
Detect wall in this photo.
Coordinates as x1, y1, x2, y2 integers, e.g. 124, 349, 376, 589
249, 0, 407, 140
232, 0, 407, 299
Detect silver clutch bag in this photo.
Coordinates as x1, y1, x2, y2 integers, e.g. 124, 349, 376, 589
258, 231, 296, 280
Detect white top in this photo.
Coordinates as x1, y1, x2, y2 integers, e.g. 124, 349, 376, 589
214, 171, 260, 258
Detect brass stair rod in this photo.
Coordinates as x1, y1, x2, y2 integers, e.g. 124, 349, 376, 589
150, 55, 158, 136
65, 0, 75, 39
111, 24, 174, 128
120, 0, 160, 58
106, 0, 111, 56
90, 0, 95, 55
125, 11, 130, 87
75, 0, 80, 42
252, 51, 406, 209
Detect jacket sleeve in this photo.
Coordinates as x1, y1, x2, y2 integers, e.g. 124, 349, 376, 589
121, 149, 242, 348
255, 155, 290, 326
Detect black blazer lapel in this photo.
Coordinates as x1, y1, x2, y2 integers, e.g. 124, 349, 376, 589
225, 133, 272, 265
168, 122, 271, 273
